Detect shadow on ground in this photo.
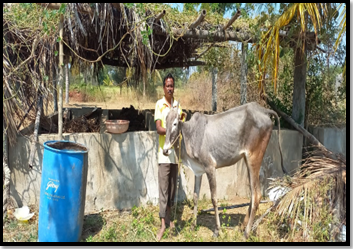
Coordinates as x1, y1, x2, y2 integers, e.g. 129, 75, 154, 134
80, 213, 105, 241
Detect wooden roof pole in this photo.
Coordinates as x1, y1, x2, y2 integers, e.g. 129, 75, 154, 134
58, 13, 64, 140
189, 9, 206, 29
36, 3, 61, 9
222, 10, 241, 31
195, 10, 241, 60
155, 9, 166, 21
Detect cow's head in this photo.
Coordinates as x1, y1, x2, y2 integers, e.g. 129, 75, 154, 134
163, 101, 185, 156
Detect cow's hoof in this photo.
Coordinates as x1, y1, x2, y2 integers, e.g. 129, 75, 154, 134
244, 230, 249, 239
212, 230, 219, 237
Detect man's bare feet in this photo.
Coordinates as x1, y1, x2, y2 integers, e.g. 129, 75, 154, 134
157, 225, 165, 241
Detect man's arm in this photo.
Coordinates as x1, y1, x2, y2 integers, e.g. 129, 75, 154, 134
156, 120, 166, 135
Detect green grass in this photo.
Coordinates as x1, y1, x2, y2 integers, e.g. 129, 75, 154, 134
3, 196, 339, 242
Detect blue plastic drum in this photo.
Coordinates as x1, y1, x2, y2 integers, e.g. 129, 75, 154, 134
38, 140, 88, 242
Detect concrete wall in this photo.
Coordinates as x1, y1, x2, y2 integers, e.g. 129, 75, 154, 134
10, 130, 302, 214
308, 126, 346, 156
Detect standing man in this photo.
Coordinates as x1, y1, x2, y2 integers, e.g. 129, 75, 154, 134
154, 73, 183, 241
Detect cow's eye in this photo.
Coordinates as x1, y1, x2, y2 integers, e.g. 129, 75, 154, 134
173, 123, 177, 126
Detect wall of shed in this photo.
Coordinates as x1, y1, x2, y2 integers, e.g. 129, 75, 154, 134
308, 126, 346, 156
10, 129, 302, 214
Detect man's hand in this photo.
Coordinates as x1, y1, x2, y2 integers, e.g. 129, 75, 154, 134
156, 120, 166, 135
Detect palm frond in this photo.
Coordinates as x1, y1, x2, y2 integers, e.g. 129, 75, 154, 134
268, 148, 346, 240
334, 4, 346, 53
256, 3, 328, 93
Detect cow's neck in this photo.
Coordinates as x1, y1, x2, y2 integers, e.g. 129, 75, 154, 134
179, 121, 195, 160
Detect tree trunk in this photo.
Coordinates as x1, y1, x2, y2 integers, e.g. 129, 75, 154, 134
28, 95, 43, 168
292, 47, 307, 127
58, 14, 64, 140
240, 42, 248, 105
3, 118, 10, 224
65, 63, 69, 104
211, 67, 218, 112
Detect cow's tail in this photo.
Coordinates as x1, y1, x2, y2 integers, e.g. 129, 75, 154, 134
267, 109, 288, 175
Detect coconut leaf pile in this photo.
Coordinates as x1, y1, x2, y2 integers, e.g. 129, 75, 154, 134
266, 149, 346, 241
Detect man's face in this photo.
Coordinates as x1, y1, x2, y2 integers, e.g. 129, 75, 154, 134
163, 78, 174, 98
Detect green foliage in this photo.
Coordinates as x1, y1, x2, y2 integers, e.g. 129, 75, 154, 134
306, 52, 346, 127
103, 223, 118, 241
132, 205, 139, 217
247, 234, 260, 242
86, 235, 93, 242
141, 26, 153, 46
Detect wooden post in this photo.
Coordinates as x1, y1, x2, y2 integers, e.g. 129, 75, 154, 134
65, 63, 69, 104
50, 57, 58, 112
58, 14, 64, 140
3, 117, 10, 223
211, 67, 218, 112
28, 95, 43, 168
240, 42, 248, 105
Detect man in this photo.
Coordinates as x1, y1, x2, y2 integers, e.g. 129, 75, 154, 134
154, 73, 184, 241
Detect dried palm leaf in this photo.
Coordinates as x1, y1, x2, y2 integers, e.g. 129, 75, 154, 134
267, 148, 346, 240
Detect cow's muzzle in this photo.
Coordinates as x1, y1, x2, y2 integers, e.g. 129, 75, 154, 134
163, 148, 171, 156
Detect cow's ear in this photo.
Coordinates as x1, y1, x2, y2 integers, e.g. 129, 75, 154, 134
180, 112, 186, 122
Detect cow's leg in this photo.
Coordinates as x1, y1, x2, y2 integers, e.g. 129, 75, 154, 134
243, 161, 261, 239
206, 167, 220, 237
242, 154, 252, 229
192, 174, 202, 229
243, 131, 271, 238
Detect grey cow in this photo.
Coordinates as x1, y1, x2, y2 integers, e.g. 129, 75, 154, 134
163, 101, 287, 238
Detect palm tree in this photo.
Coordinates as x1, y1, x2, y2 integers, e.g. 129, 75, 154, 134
256, 3, 344, 127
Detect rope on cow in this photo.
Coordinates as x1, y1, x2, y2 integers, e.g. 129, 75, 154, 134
165, 132, 181, 151
173, 131, 182, 236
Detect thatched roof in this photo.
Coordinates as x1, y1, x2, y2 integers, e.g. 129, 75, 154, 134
40, 3, 254, 70
2, 3, 250, 145
3, 3, 319, 145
